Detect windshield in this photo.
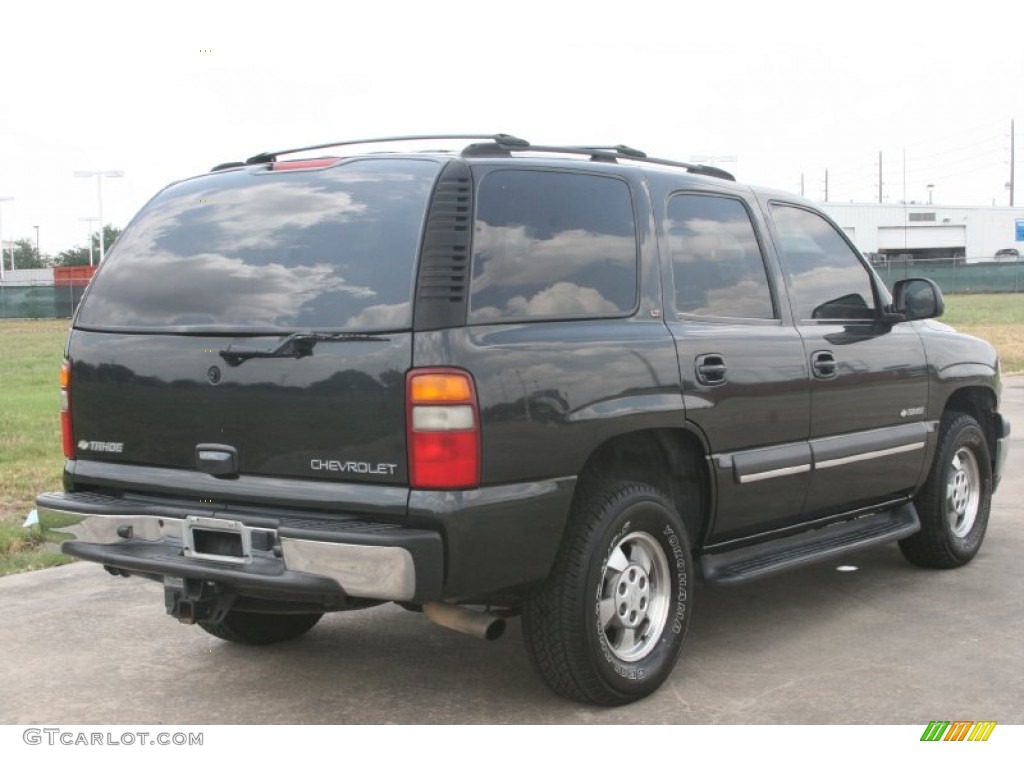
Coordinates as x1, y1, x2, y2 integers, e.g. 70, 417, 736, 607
76, 158, 441, 332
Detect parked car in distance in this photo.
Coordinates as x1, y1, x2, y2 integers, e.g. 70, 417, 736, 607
994, 248, 1020, 261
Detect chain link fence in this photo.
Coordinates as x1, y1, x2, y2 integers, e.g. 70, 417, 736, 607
873, 257, 1024, 295
0, 283, 88, 319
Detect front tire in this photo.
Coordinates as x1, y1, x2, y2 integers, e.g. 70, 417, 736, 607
899, 412, 992, 568
198, 610, 323, 645
522, 481, 693, 706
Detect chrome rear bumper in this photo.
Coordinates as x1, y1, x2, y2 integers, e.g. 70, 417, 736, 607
36, 492, 443, 603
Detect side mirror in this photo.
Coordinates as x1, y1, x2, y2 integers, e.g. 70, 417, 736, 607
891, 278, 944, 321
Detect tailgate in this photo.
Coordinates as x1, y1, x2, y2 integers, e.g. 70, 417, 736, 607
68, 330, 412, 485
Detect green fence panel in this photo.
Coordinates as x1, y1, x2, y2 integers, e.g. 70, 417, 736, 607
0, 285, 85, 319
878, 261, 1023, 295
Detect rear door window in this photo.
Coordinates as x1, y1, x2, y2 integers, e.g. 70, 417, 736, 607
469, 170, 638, 322
668, 194, 775, 320
76, 158, 441, 332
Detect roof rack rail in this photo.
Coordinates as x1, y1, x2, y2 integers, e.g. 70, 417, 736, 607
210, 161, 246, 172
233, 133, 734, 182
243, 133, 529, 165
460, 140, 736, 181
577, 144, 647, 158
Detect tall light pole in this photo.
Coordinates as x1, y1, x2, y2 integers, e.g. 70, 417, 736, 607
73, 170, 123, 262
79, 216, 100, 266
0, 196, 13, 281
927, 184, 934, 205
33, 225, 40, 261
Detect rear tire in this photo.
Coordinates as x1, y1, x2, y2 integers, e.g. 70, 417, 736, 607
198, 610, 323, 645
899, 412, 992, 569
522, 481, 693, 706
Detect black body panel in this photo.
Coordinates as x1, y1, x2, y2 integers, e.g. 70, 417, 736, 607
422, 321, 684, 485
407, 478, 577, 599
797, 322, 931, 515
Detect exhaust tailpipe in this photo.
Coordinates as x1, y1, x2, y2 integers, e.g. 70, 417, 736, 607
423, 602, 506, 641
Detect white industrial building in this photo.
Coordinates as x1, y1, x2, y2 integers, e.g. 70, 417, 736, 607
822, 203, 1023, 262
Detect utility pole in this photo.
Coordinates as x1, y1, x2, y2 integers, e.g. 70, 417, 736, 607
1011, 118, 1015, 206
801, 173, 805, 196
0, 196, 12, 281
80, 217, 99, 266
823, 169, 829, 202
878, 151, 883, 203
903, 149, 907, 204
74, 170, 124, 262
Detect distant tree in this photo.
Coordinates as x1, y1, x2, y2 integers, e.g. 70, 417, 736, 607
10, 238, 46, 269
96, 224, 122, 255
59, 249, 88, 267
54, 244, 92, 267
54, 225, 123, 267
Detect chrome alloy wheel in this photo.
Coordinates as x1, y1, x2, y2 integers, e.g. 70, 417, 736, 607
598, 531, 671, 662
947, 446, 981, 538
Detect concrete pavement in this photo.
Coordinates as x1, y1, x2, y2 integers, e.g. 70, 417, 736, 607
2, 378, 1022, 724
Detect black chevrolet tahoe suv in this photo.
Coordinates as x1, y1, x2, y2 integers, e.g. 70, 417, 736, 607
38, 134, 1010, 706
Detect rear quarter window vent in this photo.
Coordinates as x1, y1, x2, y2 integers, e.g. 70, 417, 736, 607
414, 160, 474, 331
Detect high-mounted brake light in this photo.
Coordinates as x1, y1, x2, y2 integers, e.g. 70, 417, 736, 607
407, 369, 480, 490
60, 359, 74, 459
269, 158, 340, 172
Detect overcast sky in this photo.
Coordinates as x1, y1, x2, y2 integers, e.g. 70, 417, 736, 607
1, 0, 1021, 255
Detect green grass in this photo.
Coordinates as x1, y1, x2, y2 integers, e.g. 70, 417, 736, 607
943, 293, 1024, 325
943, 294, 1024, 373
0, 519, 71, 576
0, 296, 1021, 575
0, 319, 72, 573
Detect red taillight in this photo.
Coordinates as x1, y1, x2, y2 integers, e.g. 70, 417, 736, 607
60, 359, 74, 459
407, 369, 480, 489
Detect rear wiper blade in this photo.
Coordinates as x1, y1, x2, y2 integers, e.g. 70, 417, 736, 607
218, 332, 389, 367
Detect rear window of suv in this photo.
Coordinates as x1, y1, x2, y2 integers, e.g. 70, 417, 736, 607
76, 158, 441, 332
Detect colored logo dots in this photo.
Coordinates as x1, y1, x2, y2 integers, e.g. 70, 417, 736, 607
920, 721, 997, 741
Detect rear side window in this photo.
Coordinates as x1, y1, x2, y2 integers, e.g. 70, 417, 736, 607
668, 194, 775, 320
770, 203, 877, 321
469, 170, 638, 322
76, 158, 441, 332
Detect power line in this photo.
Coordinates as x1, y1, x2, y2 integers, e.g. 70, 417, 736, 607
913, 161, 1005, 184
904, 148, 1005, 174
896, 117, 1007, 150
900, 133, 1003, 164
